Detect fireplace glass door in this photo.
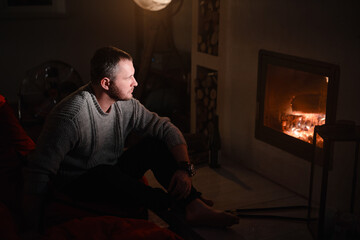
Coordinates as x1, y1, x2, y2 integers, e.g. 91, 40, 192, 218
255, 50, 339, 161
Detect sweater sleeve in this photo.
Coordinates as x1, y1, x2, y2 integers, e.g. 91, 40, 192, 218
24, 114, 78, 195
130, 99, 186, 149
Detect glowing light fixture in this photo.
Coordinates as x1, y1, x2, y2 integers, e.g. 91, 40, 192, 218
133, 0, 172, 11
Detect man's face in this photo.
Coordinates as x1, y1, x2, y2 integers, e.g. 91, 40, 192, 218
107, 59, 138, 101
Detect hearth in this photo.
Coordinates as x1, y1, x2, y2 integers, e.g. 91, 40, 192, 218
255, 50, 339, 161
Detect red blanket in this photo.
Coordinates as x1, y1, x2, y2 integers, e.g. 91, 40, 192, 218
42, 216, 183, 240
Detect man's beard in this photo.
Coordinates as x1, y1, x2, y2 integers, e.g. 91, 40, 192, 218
108, 82, 130, 101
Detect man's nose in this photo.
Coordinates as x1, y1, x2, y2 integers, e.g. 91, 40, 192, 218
132, 77, 138, 87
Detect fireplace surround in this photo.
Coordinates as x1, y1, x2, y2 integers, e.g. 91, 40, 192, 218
255, 50, 340, 162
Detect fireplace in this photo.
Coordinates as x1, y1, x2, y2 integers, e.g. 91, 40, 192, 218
255, 50, 339, 161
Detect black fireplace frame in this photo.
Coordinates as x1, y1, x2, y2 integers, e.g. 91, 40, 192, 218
255, 50, 340, 162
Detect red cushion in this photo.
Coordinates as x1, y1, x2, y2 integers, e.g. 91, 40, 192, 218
42, 216, 183, 240
0, 95, 35, 156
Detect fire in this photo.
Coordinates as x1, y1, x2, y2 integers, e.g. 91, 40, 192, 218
282, 112, 325, 145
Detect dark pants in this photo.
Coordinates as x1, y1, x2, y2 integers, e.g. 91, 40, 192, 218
61, 138, 200, 212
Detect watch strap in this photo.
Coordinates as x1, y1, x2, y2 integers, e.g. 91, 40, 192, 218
177, 161, 196, 177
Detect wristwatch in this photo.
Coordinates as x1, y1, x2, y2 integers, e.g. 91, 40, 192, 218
178, 161, 196, 177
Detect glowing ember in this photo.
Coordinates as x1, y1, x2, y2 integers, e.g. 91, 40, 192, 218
282, 112, 325, 145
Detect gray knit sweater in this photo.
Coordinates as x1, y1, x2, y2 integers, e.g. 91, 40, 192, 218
24, 83, 186, 195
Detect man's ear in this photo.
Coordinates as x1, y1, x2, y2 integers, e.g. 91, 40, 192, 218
100, 77, 111, 90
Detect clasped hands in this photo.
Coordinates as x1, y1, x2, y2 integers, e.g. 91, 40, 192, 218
168, 170, 192, 200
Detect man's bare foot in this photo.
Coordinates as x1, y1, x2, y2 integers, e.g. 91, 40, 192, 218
185, 198, 239, 228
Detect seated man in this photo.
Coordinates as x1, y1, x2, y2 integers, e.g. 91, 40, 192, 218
23, 46, 238, 237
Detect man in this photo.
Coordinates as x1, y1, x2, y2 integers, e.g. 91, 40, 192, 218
23, 46, 238, 236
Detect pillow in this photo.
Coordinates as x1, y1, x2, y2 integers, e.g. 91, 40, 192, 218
0, 94, 36, 157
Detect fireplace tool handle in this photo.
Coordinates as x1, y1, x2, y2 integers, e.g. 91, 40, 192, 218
226, 205, 314, 222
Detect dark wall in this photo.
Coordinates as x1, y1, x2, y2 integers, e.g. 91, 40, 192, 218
0, 0, 192, 104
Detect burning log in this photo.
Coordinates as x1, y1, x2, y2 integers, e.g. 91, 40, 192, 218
281, 113, 325, 145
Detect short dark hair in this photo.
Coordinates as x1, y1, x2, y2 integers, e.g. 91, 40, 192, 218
90, 46, 133, 84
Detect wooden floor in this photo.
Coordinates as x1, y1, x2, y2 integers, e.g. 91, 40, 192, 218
145, 158, 314, 240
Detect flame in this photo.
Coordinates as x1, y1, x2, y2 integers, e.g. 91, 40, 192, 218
282, 112, 325, 146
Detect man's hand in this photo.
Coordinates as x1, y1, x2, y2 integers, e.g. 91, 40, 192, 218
168, 170, 192, 200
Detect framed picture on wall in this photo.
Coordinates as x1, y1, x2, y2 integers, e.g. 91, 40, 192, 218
0, 0, 66, 18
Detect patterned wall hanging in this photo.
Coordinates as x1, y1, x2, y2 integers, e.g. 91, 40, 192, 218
195, 66, 218, 137
197, 0, 220, 56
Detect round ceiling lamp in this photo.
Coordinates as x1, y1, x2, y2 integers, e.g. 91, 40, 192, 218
133, 0, 172, 11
